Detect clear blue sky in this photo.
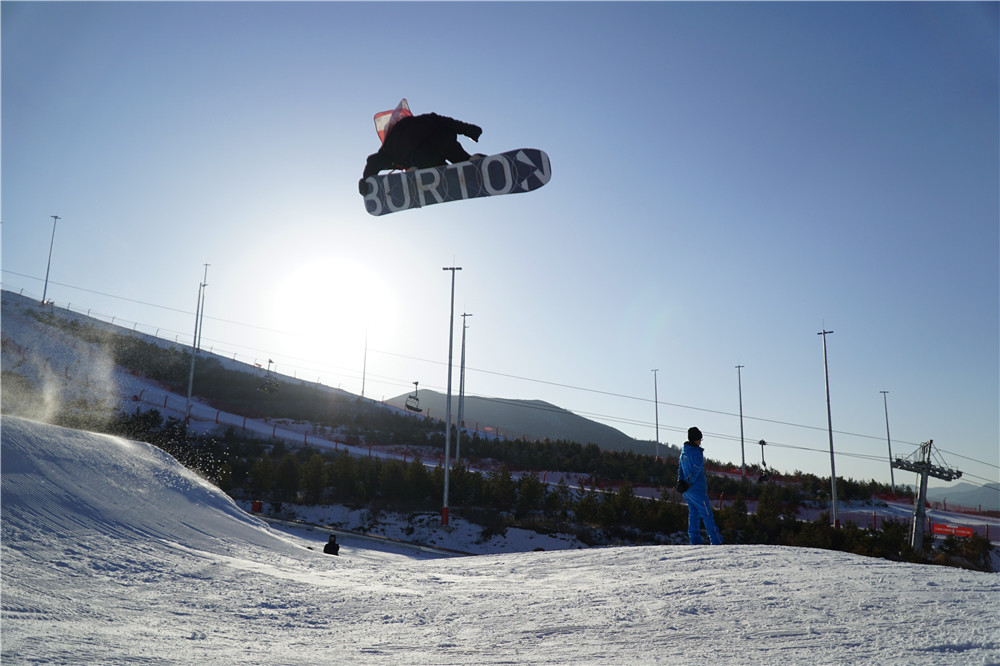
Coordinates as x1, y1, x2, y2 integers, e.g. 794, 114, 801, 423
3, 2, 997, 490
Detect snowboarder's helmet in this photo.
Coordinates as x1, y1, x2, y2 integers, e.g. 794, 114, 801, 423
374, 98, 412, 143
688, 427, 703, 443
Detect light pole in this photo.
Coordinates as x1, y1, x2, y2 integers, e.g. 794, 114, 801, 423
736, 364, 746, 478
41, 215, 61, 305
651, 369, 659, 460
184, 264, 210, 430
881, 390, 895, 493
361, 329, 368, 399
441, 266, 462, 526
818, 329, 839, 528
456, 312, 472, 464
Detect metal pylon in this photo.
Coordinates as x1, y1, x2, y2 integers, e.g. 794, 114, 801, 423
892, 440, 962, 550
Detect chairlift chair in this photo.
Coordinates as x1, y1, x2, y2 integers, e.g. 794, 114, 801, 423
258, 359, 279, 393
404, 381, 422, 413
757, 439, 770, 483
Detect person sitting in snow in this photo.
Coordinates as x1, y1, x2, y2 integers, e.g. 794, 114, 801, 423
323, 534, 340, 556
359, 98, 483, 194
678, 427, 724, 545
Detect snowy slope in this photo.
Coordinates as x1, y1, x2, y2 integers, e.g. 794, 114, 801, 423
3, 416, 998, 664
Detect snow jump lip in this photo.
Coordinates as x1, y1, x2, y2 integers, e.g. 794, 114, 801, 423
362, 148, 551, 216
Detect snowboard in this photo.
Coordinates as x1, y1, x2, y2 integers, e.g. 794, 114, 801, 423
361, 148, 551, 216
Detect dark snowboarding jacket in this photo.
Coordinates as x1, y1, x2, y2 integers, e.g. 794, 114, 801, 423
361, 113, 482, 180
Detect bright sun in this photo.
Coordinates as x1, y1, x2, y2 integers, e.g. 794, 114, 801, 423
267, 258, 398, 386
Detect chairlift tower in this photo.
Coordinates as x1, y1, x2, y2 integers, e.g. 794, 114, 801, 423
892, 439, 962, 550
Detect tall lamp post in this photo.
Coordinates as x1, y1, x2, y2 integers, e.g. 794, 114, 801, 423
361, 329, 368, 399
881, 390, 895, 493
441, 266, 462, 526
456, 312, 472, 464
41, 215, 61, 305
818, 329, 839, 528
651, 369, 660, 460
736, 364, 746, 478
184, 264, 210, 430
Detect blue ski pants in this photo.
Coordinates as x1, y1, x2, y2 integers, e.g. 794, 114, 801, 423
685, 493, 723, 545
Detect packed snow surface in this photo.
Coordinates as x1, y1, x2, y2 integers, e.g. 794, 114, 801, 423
2, 416, 998, 664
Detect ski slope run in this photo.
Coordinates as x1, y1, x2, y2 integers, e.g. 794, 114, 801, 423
2, 415, 998, 664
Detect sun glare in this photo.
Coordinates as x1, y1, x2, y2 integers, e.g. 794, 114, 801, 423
267, 258, 398, 387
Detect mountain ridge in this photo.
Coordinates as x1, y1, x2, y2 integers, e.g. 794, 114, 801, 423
924, 481, 1000, 512
386, 389, 680, 458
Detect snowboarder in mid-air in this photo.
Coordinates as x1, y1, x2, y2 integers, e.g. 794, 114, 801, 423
358, 99, 484, 195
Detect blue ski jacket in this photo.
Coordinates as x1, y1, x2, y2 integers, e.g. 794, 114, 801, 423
679, 442, 708, 498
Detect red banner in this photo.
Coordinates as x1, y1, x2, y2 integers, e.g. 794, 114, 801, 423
932, 523, 974, 538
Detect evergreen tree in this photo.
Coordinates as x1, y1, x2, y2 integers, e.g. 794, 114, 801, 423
515, 473, 547, 519
249, 453, 274, 498
485, 466, 516, 512
574, 487, 601, 525
405, 458, 433, 503
544, 479, 572, 521
300, 454, 326, 504
274, 453, 301, 501
327, 453, 357, 503
718, 494, 749, 543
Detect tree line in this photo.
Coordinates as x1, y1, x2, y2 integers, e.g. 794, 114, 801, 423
102, 407, 994, 571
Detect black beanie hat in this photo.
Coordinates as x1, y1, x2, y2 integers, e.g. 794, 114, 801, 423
688, 427, 703, 442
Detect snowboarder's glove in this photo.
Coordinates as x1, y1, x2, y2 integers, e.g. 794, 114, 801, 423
465, 124, 482, 142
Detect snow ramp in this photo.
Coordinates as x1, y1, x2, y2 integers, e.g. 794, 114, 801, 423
4, 415, 1000, 665
1, 415, 303, 558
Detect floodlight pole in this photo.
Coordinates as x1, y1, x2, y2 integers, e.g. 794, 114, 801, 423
818, 329, 839, 528
441, 266, 461, 526
881, 390, 895, 493
651, 369, 660, 460
456, 313, 472, 464
184, 264, 210, 430
41, 215, 61, 305
361, 329, 368, 399
736, 364, 746, 478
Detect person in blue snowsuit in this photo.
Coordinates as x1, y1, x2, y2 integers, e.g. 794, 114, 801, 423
678, 427, 723, 545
